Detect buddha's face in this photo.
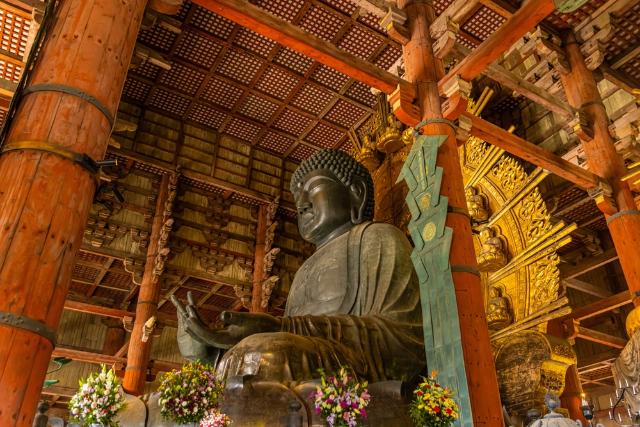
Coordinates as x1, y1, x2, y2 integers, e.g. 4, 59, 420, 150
293, 169, 353, 246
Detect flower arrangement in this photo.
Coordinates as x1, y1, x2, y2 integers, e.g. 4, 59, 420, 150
68, 364, 126, 426
409, 371, 459, 427
311, 366, 371, 427
200, 409, 232, 427
158, 360, 224, 424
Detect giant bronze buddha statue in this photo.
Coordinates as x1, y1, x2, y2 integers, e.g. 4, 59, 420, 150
172, 149, 425, 385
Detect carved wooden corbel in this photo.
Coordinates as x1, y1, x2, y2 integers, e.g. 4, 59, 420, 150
141, 316, 157, 343
260, 276, 280, 309
432, 18, 459, 60
233, 284, 252, 310
151, 171, 179, 283
441, 76, 472, 120
124, 258, 144, 286
456, 113, 473, 145
587, 180, 618, 216
571, 109, 594, 142
535, 37, 570, 74
380, 6, 409, 45
130, 44, 172, 71
389, 80, 420, 127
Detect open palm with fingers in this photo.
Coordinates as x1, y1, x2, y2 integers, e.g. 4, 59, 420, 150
171, 291, 282, 350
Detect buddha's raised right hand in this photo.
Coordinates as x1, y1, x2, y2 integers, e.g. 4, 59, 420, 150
171, 291, 281, 351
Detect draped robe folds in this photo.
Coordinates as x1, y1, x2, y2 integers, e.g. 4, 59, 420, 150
216, 222, 426, 384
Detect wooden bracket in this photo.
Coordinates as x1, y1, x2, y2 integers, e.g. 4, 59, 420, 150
535, 37, 570, 73
148, 0, 184, 15
432, 19, 459, 59
456, 113, 472, 145
441, 76, 472, 120
389, 80, 420, 127
572, 109, 594, 142
563, 319, 580, 343
587, 180, 618, 216
131, 44, 172, 71
380, 6, 410, 45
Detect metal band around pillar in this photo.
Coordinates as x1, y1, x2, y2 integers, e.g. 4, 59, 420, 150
414, 117, 457, 132
23, 83, 115, 128
0, 311, 56, 346
451, 265, 480, 276
1, 140, 100, 179
606, 209, 640, 224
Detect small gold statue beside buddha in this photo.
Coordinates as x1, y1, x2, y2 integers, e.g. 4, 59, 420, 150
486, 285, 513, 330
477, 227, 508, 272
465, 186, 489, 223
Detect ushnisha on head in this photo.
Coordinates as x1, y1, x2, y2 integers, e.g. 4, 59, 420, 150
290, 149, 374, 247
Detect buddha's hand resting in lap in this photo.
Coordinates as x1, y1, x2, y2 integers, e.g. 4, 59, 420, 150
171, 291, 282, 350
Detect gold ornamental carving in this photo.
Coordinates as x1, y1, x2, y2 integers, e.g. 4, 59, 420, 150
460, 88, 577, 416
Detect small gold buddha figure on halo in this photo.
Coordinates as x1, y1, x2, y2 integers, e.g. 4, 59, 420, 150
486, 285, 512, 330
465, 186, 489, 223
477, 227, 508, 272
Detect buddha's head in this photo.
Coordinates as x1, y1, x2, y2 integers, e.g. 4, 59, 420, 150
290, 149, 374, 247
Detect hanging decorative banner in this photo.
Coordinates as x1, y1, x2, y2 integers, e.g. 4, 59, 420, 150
396, 134, 473, 426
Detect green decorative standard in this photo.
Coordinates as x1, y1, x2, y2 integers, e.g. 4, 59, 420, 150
397, 134, 473, 426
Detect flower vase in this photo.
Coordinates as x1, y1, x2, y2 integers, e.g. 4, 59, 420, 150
177, 423, 198, 427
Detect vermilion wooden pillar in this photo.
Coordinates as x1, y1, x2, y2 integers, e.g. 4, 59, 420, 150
251, 205, 267, 313
559, 31, 640, 329
560, 365, 588, 423
398, 1, 503, 424
123, 173, 170, 395
0, 1, 146, 424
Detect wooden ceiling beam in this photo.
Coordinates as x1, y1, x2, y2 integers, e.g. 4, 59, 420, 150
460, 112, 603, 190
478, 0, 514, 18
438, 0, 556, 95
40, 386, 76, 398
559, 247, 619, 279
51, 347, 182, 372
575, 326, 627, 349
192, 0, 402, 94
610, 45, 640, 70
562, 277, 613, 298
64, 300, 132, 319
564, 291, 632, 322
63, 299, 178, 327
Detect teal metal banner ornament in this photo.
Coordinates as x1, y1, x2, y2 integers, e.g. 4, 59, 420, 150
396, 134, 473, 426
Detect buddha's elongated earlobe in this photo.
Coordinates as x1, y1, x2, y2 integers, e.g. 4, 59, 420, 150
350, 178, 368, 224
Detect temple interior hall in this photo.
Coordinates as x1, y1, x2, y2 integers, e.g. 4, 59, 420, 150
1, 0, 640, 426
